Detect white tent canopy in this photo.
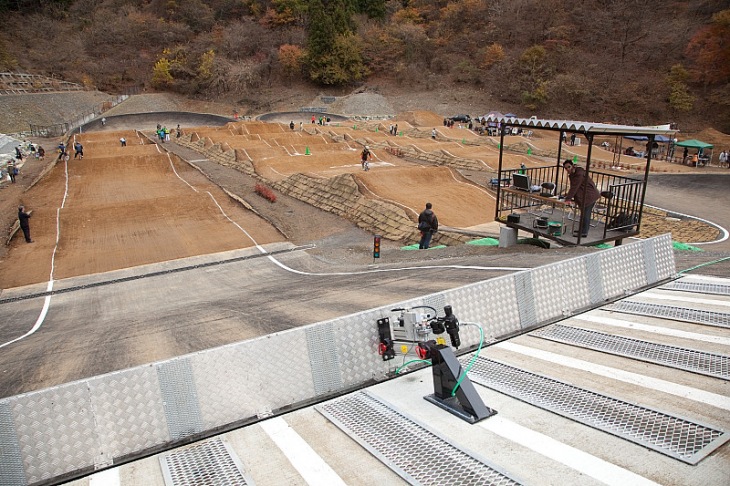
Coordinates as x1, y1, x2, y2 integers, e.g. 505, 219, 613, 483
486, 116, 677, 137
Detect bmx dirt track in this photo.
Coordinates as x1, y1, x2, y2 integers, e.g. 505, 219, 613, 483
3, 114, 730, 290
0, 131, 285, 289
0, 120, 502, 290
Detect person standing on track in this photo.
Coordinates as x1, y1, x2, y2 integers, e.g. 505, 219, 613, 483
361, 145, 372, 171
18, 205, 33, 243
417, 202, 439, 249
74, 141, 84, 159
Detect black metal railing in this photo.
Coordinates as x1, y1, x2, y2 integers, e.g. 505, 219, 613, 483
496, 164, 644, 240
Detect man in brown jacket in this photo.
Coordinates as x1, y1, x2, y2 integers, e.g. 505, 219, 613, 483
562, 160, 600, 238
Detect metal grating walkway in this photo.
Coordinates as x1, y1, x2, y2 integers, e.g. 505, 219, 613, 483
159, 437, 253, 486
604, 300, 730, 329
467, 357, 729, 465
530, 324, 730, 380
317, 391, 523, 486
662, 280, 730, 296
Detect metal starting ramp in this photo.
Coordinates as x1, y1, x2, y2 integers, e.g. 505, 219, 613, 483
62, 272, 730, 486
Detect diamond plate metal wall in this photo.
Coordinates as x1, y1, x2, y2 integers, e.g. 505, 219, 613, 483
652, 234, 676, 280
531, 258, 591, 322
306, 323, 344, 394
158, 359, 203, 441
600, 243, 648, 297
89, 366, 169, 463
447, 275, 522, 339
194, 329, 316, 429
0, 402, 25, 486
642, 237, 659, 284
318, 309, 392, 390
514, 272, 537, 329
585, 253, 606, 305
0, 236, 675, 485
10, 384, 98, 484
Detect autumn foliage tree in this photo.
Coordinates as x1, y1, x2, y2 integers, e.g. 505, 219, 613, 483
0, 0, 728, 130
666, 64, 695, 113
685, 9, 730, 87
152, 57, 174, 88
278, 44, 304, 80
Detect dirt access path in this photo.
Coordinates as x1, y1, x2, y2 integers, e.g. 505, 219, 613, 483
0, 130, 285, 289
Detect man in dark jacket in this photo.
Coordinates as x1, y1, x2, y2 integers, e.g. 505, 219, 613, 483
18, 205, 33, 243
417, 202, 439, 249
562, 160, 600, 238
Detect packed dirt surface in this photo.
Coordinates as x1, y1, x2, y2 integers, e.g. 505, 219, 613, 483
0, 131, 284, 289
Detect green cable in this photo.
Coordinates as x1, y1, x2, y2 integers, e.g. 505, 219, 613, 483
451, 322, 484, 396
395, 359, 431, 374
679, 256, 730, 274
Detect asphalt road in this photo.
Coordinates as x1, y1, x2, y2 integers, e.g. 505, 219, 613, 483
0, 245, 547, 398
644, 173, 730, 251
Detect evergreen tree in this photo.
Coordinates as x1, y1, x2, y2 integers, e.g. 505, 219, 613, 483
307, 0, 336, 61
325, 0, 356, 35
305, 0, 366, 85
355, 0, 386, 19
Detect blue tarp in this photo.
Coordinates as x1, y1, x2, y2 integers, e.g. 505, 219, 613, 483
625, 135, 672, 143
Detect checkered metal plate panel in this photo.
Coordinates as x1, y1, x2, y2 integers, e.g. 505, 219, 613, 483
531, 257, 592, 321
193, 329, 316, 428
317, 391, 523, 485
604, 301, 730, 329
9, 384, 98, 484
160, 437, 253, 486
661, 280, 730, 296
531, 324, 730, 380
600, 244, 648, 297
467, 357, 728, 464
89, 366, 169, 462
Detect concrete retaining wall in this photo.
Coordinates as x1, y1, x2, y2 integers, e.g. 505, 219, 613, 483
0, 235, 676, 485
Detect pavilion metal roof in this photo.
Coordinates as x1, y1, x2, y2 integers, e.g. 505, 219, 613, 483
486, 116, 678, 137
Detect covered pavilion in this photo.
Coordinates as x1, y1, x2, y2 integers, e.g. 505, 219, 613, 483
488, 115, 677, 246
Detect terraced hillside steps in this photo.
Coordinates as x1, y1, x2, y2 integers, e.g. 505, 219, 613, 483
0, 72, 84, 95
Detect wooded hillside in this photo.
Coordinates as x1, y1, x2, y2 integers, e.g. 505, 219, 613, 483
1, 0, 728, 131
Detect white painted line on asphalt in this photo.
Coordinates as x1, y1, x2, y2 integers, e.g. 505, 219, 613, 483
575, 315, 730, 346
496, 342, 730, 411
88, 468, 120, 486
260, 417, 347, 486
0, 155, 70, 349
481, 416, 660, 486
640, 291, 730, 307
